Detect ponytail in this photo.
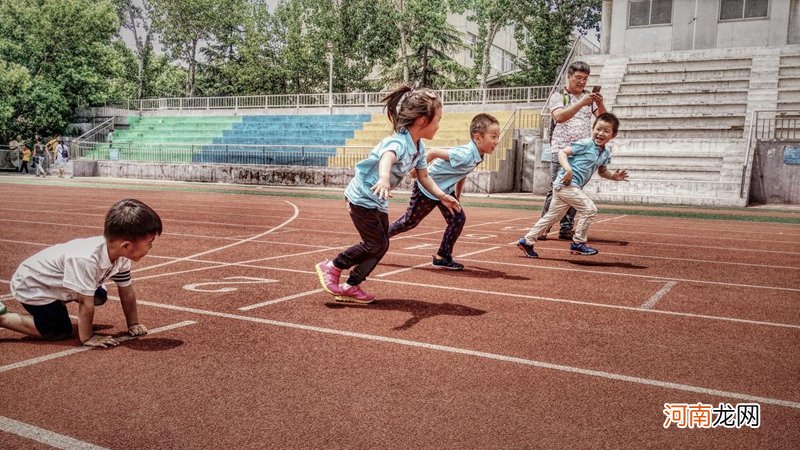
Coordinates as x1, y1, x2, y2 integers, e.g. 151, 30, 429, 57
382, 85, 441, 132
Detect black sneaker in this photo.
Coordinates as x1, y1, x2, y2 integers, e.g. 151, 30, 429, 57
517, 238, 539, 258
94, 286, 108, 306
432, 256, 464, 270
558, 230, 574, 240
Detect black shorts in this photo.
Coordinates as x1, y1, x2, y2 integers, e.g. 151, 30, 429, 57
22, 302, 73, 341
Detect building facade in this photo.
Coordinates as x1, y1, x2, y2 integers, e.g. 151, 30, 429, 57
601, 0, 800, 54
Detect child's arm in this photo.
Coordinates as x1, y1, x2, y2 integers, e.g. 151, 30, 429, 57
417, 169, 462, 214
557, 147, 574, 185
598, 165, 628, 181
118, 284, 148, 337
77, 295, 119, 348
454, 178, 466, 200
371, 151, 398, 199
426, 148, 450, 164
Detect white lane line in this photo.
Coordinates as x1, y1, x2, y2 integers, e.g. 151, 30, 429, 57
135, 299, 800, 410
133, 201, 299, 273
378, 247, 501, 278
0, 321, 196, 374
373, 277, 800, 330
239, 289, 325, 311
0, 415, 108, 450
640, 281, 678, 310
514, 214, 629, 242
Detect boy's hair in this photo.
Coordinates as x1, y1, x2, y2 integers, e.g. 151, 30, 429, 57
470, 113, 500, 137
594, 112, 620, 134
104, 199, 163, 241
568, 61, 590, 76
382, 85, 442, 132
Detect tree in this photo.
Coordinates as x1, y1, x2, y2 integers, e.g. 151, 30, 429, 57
383, 0, 471, 89
450, 0, 517, 88
0, 61, 32, 141
509, 0, 601, 86
114, 0, 158, 98
0, 0, 125, 138
150, 0, 247, 97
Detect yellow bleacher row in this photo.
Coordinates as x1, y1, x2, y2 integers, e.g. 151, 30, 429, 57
328, 110, 515, 170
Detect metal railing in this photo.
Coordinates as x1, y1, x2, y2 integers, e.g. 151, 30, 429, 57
72, 117, 115, 159
740, 109, 800, 197
108, 86, 551, 112
482, 107, 540, 172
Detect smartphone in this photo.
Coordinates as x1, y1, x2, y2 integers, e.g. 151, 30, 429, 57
592, 85, 601, 93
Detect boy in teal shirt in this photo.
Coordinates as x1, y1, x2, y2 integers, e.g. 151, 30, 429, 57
518, 113, 628, 257
389, 113, 501, 270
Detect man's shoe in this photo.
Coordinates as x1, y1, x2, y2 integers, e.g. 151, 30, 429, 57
517, 238, 539, 258
432, 256, 464, 270
569, 242, 598, 255
94, 285, 108, 306
558, 230, 575, 240
315, 260, 342, 295
335, 284, 376, 304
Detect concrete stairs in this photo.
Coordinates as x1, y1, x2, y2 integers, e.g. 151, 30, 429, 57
572, 47, 800, 206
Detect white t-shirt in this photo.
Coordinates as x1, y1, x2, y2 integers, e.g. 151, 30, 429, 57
548, 89, 596, 159
11, 236, 132, 305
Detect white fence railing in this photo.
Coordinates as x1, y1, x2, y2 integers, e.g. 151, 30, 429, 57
108, 86, 551, 112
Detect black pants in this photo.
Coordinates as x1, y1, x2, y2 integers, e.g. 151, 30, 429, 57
388, 184, 466, 259
333, 201, 390, 286
19, 161, 29, 173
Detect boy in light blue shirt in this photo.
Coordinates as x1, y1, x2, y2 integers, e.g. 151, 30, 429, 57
518, 113, 628, 257
388, 113, 501, 270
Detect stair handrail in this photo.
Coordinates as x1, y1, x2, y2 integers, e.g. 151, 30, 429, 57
72, 117, 115, 158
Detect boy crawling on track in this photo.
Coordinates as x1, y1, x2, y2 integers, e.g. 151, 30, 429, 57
517, 112, 628, 258
0, 199, 162, 348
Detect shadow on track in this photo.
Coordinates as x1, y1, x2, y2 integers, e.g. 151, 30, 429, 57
325, 298, 486, 331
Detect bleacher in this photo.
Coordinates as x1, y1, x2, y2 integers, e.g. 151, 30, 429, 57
327, 110, 515, 169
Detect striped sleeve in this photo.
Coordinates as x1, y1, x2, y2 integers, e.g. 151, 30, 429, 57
110, 270, 132, 287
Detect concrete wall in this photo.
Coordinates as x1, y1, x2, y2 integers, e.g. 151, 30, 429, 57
749, 141, 800, 204
608, 0, 792, 55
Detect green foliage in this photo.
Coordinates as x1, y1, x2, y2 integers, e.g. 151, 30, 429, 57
509, 0, 601, 86
0, 0, 123, 140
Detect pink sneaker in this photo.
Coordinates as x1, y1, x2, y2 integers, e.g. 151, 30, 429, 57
335, 283, 376, 304
315, 260, 342, 295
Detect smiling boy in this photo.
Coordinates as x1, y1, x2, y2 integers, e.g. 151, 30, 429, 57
388, 113, 501, 270
0, 199, 162, 347
517, 113, 628, 258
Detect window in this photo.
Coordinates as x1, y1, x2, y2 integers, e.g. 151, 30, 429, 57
628, 0, 673, 27
465, 33, 477, 59
720, 0, 768, 20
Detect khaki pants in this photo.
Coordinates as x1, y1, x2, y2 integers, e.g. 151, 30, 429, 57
523, 186, 597, 244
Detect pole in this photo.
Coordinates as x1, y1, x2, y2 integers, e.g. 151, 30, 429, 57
327, 43, 334, 114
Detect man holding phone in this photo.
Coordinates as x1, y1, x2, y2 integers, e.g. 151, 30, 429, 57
540, 61, 607, 240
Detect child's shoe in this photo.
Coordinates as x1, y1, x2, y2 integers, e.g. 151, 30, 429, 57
517, 238, 539, 258
315, 260, 342, 295
335, 283, 376, 304
94, 285, 108, 306
0, 301, 7, 316
432, 255, 464, 270
569, 242, 598, 255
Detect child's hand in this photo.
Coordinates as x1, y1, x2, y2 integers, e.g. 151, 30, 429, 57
611, 169, 629, 181
83, 335, 119, 348
440, 194, 462, 215
128, 324, 148, 336
562, 170, 573, 185
371, 179, 393, 199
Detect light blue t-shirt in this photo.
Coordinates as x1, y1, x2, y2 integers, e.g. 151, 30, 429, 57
344, 130, 427, 213
417, 141, 483, 200
554, 138, 611, 189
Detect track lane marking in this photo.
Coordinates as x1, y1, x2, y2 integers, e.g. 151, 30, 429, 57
641, 281, 678, 309
0, 321, 196, 374
133, 299, 800, 410
0, 415, 108, 450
